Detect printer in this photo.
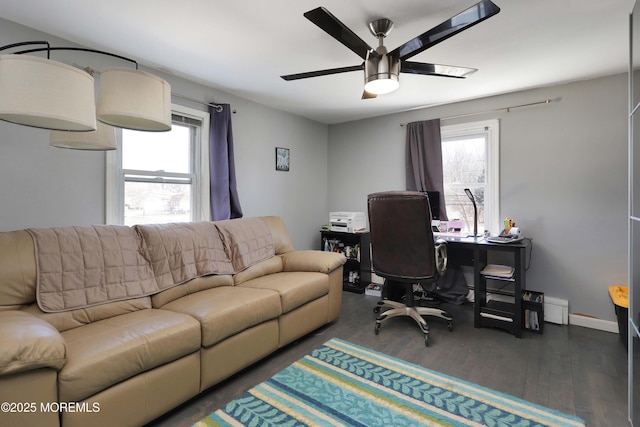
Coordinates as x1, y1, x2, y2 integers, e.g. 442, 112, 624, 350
329, 212, 366, 233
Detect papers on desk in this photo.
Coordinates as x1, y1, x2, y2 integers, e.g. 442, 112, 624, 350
480, 264, 515, 280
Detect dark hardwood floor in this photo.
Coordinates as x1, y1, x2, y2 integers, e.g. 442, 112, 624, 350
150, 291, 628, 426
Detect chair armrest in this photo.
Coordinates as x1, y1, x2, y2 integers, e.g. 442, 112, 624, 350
282, 250, 347, 274
0, 311, 67, 376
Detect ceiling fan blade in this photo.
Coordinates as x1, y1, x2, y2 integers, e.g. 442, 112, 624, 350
401, 61, 477, 78
281, 64, 363, 81
304, 7, 374, 60
390, 0, 500, 61
362, 90, 377, 99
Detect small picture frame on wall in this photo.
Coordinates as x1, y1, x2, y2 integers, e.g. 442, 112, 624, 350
275, 147, 290, 171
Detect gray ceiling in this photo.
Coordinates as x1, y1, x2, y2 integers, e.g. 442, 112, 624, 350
0, 0, 634, 124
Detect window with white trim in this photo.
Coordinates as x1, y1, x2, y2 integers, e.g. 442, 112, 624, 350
106, 104, 210, 225
440, 119, 499, 234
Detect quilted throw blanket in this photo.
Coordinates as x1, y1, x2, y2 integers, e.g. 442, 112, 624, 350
214, 218, 275, 272
135, 219, 274, 288
134, 221, 236, 289
28, 218, 276, 313
28, 225, 159, 313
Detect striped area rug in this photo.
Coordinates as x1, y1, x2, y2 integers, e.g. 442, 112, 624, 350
195, 338, 585, 427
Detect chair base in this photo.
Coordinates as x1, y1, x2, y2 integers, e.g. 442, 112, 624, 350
374, 300, 453, 346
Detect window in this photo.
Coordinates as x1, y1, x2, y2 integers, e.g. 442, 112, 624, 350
440, 119, 499, 234
106, 104, 210, 225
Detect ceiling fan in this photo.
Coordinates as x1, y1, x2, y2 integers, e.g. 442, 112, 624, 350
281, 0, 500, 99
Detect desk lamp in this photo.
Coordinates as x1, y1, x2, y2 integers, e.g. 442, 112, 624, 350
464, 188, 478, 238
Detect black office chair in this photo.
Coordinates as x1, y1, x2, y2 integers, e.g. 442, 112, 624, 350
368, 191, 452, 346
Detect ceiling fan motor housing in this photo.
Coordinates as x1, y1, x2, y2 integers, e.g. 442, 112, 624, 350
364, 47, 400, 95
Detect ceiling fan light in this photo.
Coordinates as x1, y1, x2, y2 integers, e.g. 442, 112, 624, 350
364, 76, 399, 95
50, 121, 116, 150
364, 51, 400, 95
97, 68, 171, 132
0, 54, 96, 131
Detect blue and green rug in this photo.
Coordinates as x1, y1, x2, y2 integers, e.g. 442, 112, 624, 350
195, 338, 585, 426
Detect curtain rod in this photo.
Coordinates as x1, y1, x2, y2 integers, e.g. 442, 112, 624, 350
399, 99, 554, 126
172, 93, 224, 112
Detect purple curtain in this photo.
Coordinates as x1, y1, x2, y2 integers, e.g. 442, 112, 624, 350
209, 104, 243, 220
405, 119, 448, 221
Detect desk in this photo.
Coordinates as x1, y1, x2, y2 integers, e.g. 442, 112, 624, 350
435, 234, 528, 338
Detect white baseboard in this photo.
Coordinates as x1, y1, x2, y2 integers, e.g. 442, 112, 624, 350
569, 313, 619, 333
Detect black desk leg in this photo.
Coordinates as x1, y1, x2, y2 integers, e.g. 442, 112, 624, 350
473, 245, 484, 329
513, 246, 526, 338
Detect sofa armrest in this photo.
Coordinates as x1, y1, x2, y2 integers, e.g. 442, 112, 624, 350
0, 311, 66, 376
281, 250, 346, 274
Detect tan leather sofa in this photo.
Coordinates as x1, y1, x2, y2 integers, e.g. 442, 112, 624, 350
0, 216, 346, 427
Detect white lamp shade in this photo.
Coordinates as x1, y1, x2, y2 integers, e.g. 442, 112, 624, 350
97, 68, 171, 131
0, 54, 96, 131
50, 121, 116, 150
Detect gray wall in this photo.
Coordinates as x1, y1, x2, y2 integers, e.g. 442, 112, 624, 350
328, 73, 628, 323
0, 18, 329, 250
0, 17, 629, 322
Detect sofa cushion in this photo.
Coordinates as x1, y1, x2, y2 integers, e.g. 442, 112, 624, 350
0, 311, 66, 375
151, 274, 234, 308
0, 230, 37, 307
238, 272, 329, 313
233, 256, 283, 286
58, 309, 200, 402
160, 286, 281, 348
22, 297, 152, 333
260, 216, 295, 254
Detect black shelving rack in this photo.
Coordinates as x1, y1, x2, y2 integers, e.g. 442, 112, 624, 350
320, 230, 371, 293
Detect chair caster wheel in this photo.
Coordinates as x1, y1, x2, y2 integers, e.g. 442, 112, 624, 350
424, 334, 430, 346
375, 323, 381, 335
448, 321, 453, 332
373, 306, 381, 314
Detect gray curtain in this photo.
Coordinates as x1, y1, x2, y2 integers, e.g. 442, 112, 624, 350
405, 119, 448, 221
209, 104, 243, 220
